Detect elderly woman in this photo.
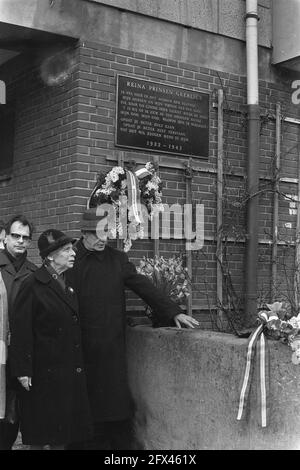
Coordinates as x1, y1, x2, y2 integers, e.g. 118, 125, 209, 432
9, 229, 92, 450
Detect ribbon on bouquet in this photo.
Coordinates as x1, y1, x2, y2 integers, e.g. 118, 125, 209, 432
237, 324, 269, 427
135, 167, 151, 179
126, 168, 151, 224
126, 170, 142, 224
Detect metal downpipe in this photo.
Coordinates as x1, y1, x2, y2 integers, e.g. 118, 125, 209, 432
244, 0, 260, 328
245, 105, 260, 327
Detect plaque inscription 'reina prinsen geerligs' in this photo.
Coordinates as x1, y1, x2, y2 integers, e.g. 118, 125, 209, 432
115, 75, 209, 159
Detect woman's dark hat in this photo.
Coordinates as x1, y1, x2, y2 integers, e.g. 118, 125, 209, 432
38, 229, 75, 259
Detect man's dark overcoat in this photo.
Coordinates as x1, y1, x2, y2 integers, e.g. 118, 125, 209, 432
0, 250, 37, 315
66, 240, 183, 423
9, 266, 92, 446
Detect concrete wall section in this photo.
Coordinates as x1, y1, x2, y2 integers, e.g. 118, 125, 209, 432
0, 1, 273, 78
127, 326, 300, 450
272, 0, 300, 64
80, 11, 247, 78
88, 0, 219, 34
0, 0, 81, 37
218, 0, 271, 47
87, 0, 271, 47
79, 5, 276, 81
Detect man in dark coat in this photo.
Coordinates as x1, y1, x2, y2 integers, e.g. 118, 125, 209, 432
66, 209, 199, 450
0, 214, 37, 450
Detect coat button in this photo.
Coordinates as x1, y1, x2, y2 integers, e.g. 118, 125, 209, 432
76, 367, 82, 373
72, 315, 78, 322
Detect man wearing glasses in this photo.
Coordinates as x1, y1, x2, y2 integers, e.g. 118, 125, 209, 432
0, 214, 37, 450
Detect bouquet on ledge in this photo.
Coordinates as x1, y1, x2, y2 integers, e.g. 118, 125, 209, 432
137, 254, 191, 323
88, 161, 163, 252
257, 301, 300, 364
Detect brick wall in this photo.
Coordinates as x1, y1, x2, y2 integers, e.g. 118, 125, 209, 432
0, 46, 90, 265
74, 40, 300, 325
0, 39, 299, 326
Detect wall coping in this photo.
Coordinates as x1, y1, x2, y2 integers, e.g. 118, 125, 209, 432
126, 325, 300, 450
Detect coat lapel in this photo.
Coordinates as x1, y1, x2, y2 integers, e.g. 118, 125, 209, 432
35, 267, 78, 314
0, 252, 16, 277
14, 261, 35, 282
0, 251, 36, 280
50, 278, 79, 314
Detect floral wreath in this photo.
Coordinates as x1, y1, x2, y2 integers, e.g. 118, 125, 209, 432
88, 162, 163, 251
257, 301, 300, 364
237, 301, 300, 428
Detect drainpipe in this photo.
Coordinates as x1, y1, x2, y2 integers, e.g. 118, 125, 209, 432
244, 0, 260, 328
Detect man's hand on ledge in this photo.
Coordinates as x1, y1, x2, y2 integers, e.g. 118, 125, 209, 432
173, 313, 200, 329
18, 376, 32, 391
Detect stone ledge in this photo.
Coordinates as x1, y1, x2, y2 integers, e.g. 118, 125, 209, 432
126, 326, 300, 450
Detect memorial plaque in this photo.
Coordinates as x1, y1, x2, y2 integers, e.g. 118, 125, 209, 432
116, 75, 209, 159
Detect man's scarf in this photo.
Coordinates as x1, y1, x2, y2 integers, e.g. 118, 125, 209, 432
4, 247, 26, 273
0, 271, 8, 419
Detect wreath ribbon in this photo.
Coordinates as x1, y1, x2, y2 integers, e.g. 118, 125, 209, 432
126, 170, 143, 224
237, 324, 269, 427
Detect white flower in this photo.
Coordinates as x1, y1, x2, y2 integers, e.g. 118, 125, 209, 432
116, 219, 124, 237
115, 166, 125, 174
146, 181, 158, 192
290, 338, 300, 351
152, 175, 161, 185
287, 313, 300, 329
124, 238, 132, 252
107, 166, 124, 183
101, 188, 113, 195
138, 226, 145, 239
111, 172, 119, 183
109, 226, 116, 238
145, 162, 154, 172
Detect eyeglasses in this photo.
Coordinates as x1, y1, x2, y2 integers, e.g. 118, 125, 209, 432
9, 233, 31, 242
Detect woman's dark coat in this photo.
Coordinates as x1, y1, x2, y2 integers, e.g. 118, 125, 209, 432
66, 240, 182, 423
9, 266, 92, 446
